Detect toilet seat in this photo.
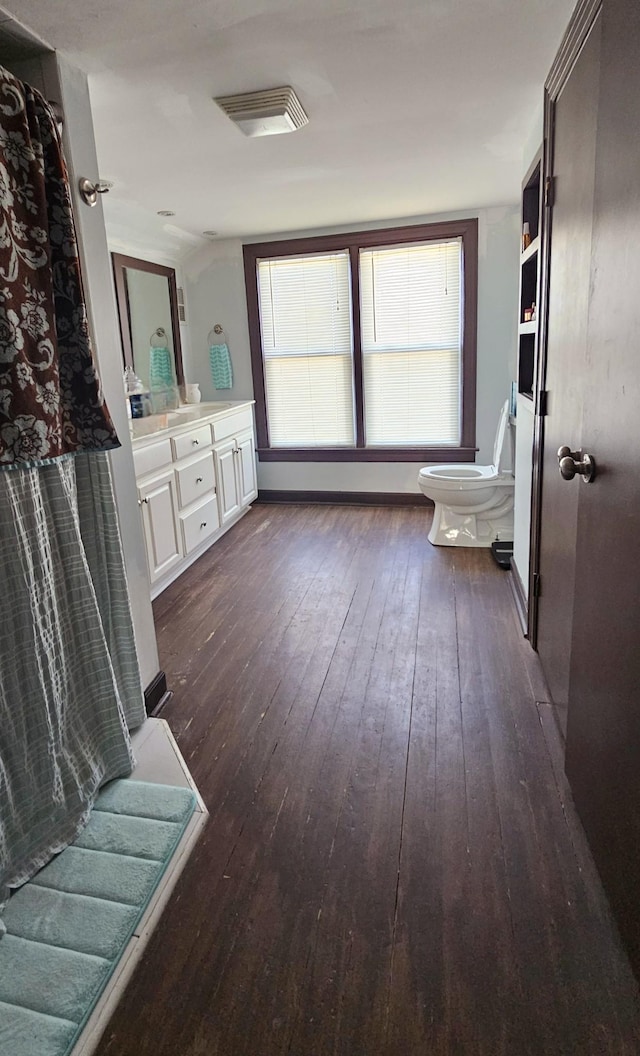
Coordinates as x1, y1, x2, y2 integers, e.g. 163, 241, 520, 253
419, 464, 513, 490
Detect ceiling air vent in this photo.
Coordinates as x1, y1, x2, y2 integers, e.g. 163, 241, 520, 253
214, 86, 308, 138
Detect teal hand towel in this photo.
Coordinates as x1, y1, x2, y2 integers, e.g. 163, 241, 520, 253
209, 342, 233, 390
149, 346, 173, 389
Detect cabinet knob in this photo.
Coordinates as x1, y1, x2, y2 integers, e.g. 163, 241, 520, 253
196, 476, 203, 483
200, 521, 207, 529
138, 497, 149, 506
192, 439, 199, 446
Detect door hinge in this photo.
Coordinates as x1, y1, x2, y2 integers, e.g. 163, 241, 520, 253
538, 390, 548, 417
544, 176, 554, 208
533, 572, 542, 598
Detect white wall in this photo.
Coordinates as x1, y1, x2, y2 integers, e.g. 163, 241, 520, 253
182, 206, 520, 493
523, 102, 544, 178
182, 240, 255, 402
6, 45, 161, 689
58, 57, 162, 687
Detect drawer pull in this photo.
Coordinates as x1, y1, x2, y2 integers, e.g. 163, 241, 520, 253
138, 497, 149, 506
192, 439, 200, 446
200, 521, 207, 529
196, 476, 203, 483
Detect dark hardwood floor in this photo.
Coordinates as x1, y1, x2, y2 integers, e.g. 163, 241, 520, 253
99, 504, 640, 1055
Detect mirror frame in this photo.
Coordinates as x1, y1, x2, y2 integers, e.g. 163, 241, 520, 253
111, 253, 185, 389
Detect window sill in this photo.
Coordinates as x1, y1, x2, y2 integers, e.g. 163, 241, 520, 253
257, 446, 478, 463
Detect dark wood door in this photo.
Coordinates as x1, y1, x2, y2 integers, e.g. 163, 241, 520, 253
564, 0, 640, 974
535, 14, 601, 733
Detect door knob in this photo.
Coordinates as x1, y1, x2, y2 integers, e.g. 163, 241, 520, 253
557, 446, 596, 483
557, 445, 580, 462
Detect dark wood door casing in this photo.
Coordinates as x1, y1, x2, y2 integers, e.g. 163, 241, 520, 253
533, 14, 602, 729
528, 0, 603, 655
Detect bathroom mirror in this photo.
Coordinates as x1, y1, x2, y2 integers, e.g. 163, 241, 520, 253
112, 253, 184, 393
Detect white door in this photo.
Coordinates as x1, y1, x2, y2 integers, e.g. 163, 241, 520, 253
236, 431, 258, 506
215, 440, 240, 524
138, 470, 183, 583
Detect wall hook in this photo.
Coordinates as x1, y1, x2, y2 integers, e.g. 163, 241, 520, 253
78, 177, 112, 207
208, 324, 227, 343
150, 327, 168, 347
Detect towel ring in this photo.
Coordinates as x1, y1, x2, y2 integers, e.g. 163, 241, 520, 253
150, 327, 168, 348
208, 324, 227, 343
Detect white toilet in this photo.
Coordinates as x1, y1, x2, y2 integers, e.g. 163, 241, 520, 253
418, 400, 514, 547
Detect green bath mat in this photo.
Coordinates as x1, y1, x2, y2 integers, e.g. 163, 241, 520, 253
0, 779, 197, 1056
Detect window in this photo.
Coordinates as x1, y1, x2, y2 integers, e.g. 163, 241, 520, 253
244, 219, 477, 462
257, 251, 354, 447
360, 239, 462, 446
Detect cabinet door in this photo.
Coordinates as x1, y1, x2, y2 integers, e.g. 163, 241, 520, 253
138, 470, 183, 583
214, 439, 241, 524
236, 431, 257, 507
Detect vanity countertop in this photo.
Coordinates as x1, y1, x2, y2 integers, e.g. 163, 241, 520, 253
130, 400, 255, 445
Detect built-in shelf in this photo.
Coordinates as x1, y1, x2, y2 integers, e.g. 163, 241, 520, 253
517, 156, 542, 400
512, 148, 543, 636
521, 235, 540, 265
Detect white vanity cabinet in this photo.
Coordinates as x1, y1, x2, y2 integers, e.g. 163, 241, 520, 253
213, 432, 258, 523
138, 469, 183, 585
236, 433, 258, 506
214, 439, 241, 524
212, 407, 258, 525
132, 401, 257, 597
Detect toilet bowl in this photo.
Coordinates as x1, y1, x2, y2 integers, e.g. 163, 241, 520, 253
418, 400, 514, 547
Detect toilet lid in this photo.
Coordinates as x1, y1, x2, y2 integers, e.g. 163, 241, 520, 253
492, 399, 511, 472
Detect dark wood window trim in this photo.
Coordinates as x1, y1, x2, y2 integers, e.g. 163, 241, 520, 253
256, 446, 477, 463
243, 218, 478, 463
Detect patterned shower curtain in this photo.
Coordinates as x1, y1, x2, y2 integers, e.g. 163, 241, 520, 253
0, 67, 145, 927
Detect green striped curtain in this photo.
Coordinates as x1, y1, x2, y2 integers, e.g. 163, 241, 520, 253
0, 454, 145, 928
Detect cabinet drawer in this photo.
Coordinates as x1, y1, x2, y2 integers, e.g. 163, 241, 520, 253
133, 438, 172, 479
211, 407, 252, 442
175, 452, 215, 509
180, 496, 220, 554
172, 424, 211, 461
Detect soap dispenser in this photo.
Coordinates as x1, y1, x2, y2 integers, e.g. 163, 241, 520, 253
123, 366, 151, 419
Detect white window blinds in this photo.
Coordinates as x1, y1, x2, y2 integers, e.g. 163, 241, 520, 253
257, 252, 355, 447
359, 238, 462, 446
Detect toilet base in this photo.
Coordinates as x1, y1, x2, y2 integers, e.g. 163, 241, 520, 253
428, 503, 514, 548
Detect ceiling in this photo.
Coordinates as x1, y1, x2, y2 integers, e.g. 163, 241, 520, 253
0, 0, 574, 258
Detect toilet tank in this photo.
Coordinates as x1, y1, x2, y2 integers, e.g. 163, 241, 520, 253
493, 400, 513, 473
